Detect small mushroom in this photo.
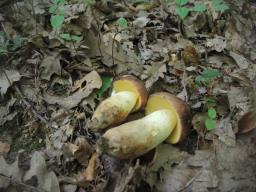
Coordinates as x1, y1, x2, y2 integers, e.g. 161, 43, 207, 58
237, 111, 256, 134
89, 75, 148, 131
98, 92, 191, 159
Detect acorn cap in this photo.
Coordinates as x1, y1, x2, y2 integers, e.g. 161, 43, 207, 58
237, 111, 256, 134
113, 75, 148, 111
145, 92, 191, 144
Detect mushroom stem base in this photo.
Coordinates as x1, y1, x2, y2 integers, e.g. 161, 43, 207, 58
99, 109, 177, 159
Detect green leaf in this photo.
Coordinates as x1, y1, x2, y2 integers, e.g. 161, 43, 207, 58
96, 76, 113, 98
9, 35, 22, 51
51, 0, 59, 4
84, 0, 94, 5
71, 35, 82, 42
205, 117, 216, 130
208, 107, 217, 119
176, 7, 190, 19
51, 15, 65, 28
176, 0, 189, 6
60, 33, 72, 40
201, 69, 220, 79
49, 5, 58, 14
117, 17, 128, 30
0, 46, 8, 54
212, 0, 229, 13
206, 97, 216, 104
214, 3, 229, 12
58, 0, 66, 5
193, 3, 206, 12
196, 69, 221, 85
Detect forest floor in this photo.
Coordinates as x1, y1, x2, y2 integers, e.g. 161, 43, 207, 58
0, 0, 256, 192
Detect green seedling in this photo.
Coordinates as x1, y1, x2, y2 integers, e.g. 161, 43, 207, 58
96, 76, 113, 98
117, 17, 128, 30
60, 33, 82, 42
49, 0, 66, 29
193, 3, 206, 12
0, 31, 22, 55
205, 107, 217, 130
195, 69, 221, 86
84, 0, 94, 6
212, 0, 229, 13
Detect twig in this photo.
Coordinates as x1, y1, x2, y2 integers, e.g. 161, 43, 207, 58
0, 173, 47, 192
3, 69, 51, 127
177, 169, 202, 192
14, 85, 52, 128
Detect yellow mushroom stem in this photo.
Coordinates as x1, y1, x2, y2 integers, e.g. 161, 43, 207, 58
98, 109, 177, 159
89, 91, 138, 131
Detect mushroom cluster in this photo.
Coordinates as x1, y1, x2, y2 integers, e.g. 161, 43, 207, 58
89, 75, 192, 159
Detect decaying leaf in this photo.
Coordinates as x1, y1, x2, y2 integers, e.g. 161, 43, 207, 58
0, 154, 23, 189
59, 153, 99, 187
44, 71, 102, 109
206, 35, 226, 52
0, 141, 10, 156
74, 137, 93, 166
143, 63, 167, 89
23, 152, 60, 192
237, 111, 256, 134
214, 116, 236, 146
0, 97, 17, 126
40, 52, 61, 81
183, 45, 200, 65
62, 137, 93, 165
0, 69, 21, 95
229, 51, 249, 69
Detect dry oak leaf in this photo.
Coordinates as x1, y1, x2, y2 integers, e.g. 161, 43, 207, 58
0, 69, 21, 95
44, 71, 102, 109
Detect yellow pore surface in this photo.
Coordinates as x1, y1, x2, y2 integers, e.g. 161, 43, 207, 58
113, 80, 140, 111
145, 95, 181, 144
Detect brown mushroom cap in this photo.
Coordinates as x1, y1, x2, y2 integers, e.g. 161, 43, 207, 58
145, 92, 191, 144
238, 111, 256, 134
113, 75, 148, 111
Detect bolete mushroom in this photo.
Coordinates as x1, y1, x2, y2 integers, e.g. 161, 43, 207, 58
89, 75, 148, 131
98, 92, 191, 159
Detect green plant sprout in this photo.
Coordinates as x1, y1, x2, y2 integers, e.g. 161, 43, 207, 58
60, 33, 82, 42
96, 76, 113, 98
205, 107, 217, 130
0, 31, 22, 55
84, 0, 94, 6
212, 0, 229, 13
49, 0, 66, 29
168, 0, 229, 19
175, 0, 190, 19
195, 69, 221, 86
117, 17, 128, 30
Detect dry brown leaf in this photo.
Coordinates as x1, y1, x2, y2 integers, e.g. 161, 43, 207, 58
206, 35, 226, 52
44, 71, 102, 109
229, 51, 249, 69
142, 63, 167, 89
237, 111, 256, 134
0, 141, 10, 156
40, 52, 61, 80
74, 137, 93, 166
82, 153, 98, 181
0, 69, 21, 95
183, 46, 200, 65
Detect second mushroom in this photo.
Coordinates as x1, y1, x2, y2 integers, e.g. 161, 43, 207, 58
98, 92, 192, 159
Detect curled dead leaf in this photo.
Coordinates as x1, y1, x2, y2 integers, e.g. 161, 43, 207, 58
74, 137, 93, 166
238, 111, 256, 134
183, 46, 200, 65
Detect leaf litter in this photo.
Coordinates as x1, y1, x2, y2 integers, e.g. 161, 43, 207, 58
0, 0, 256, 191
